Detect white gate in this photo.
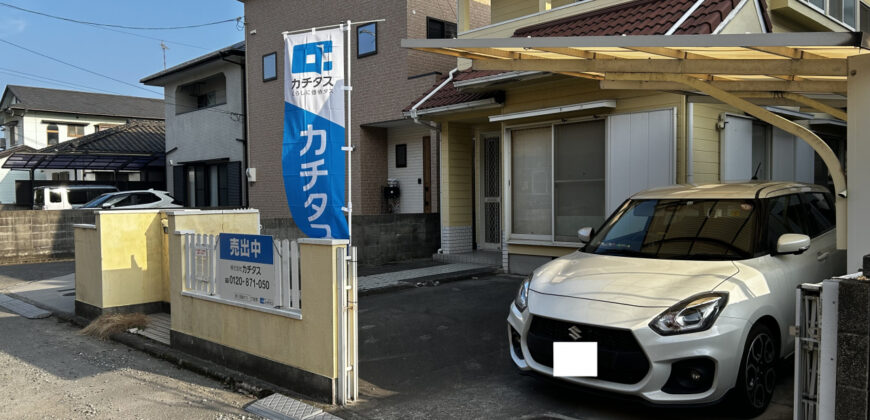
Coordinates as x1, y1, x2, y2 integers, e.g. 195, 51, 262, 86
183, 233, 302, 310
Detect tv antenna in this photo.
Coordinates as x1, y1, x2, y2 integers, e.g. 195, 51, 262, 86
160, 41, 169, 69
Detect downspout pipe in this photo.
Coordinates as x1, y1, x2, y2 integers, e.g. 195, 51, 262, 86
409, 68, 459, 132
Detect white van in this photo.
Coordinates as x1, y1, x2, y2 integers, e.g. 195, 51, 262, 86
33, 185, 119, 210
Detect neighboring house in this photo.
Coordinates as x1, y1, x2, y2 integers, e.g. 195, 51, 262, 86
0, 145, 35, 204
406, 0, 856, 274
1, 120, 166, 206
141, 41, 247, 208
0, 85, 164, 201
239, 0, 490, 220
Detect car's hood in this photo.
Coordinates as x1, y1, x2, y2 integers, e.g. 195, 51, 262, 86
530, 252, 739, 308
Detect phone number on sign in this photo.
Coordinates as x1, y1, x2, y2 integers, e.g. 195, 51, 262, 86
225, 275, 270, 290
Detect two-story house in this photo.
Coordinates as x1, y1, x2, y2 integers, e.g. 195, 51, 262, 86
404, 0, 859, 274
0, 85, 164, 204
141, 41, 247, 208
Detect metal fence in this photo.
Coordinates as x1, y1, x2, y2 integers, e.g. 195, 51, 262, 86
183, 233, 302, 310
794, 280, 838, 420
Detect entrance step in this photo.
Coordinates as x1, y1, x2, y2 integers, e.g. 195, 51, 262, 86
131, 312, 170, 345
433, 250, 502, 267
358, 263, 495, 294
245, 393, 339, 420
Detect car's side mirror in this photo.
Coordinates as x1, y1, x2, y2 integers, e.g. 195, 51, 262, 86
578, 227, 594, 243
101, 203, 113, 209
776, 233, 811, 255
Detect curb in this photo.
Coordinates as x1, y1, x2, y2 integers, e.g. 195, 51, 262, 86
359, 266, 498, 296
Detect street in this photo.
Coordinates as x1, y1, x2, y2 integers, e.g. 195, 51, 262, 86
0, 264, 794, 419
0, 263, 258, 420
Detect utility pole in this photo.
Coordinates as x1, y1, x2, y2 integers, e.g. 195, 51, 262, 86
160, 41, 169, 69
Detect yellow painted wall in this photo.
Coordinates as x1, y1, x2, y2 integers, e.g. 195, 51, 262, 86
169, 237, 341, 379
441, 122, 474, 228
96, 212, 165, 309
166, 210, 260, 235
491, 0, 538, 24
74, 226, 102, 308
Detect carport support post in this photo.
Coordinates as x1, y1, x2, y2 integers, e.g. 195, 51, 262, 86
847, 54, 870, 270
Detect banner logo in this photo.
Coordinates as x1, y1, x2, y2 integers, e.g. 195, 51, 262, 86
283, 29, 348, 239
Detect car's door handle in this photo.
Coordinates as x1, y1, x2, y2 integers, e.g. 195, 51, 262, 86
817, 251, 830, 262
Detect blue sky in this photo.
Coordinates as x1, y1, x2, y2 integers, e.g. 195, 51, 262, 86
0, 0, 245, 99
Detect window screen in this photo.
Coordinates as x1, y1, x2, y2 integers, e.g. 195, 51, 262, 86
511, 127, 552, 236
554, 120, 606, 242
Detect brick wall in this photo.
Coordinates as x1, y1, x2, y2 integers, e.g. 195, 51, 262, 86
243, 0, 469, 218
0, 210, 96, 265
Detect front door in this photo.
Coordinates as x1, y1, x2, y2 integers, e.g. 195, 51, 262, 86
480, 134, 501, 250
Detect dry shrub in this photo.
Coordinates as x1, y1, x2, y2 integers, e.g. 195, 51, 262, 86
81, 313, 149, 340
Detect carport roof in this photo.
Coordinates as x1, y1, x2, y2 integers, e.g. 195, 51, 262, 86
401, 32, 870, 91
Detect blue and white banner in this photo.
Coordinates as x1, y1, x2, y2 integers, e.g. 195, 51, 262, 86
282, 29, 349, 239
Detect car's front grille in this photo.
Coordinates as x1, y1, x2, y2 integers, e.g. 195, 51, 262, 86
526, 315, 650, 384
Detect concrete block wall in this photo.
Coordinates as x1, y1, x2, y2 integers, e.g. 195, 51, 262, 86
0, 210, 95, 265
260, 213, 440, 265
835, 278, 870, 419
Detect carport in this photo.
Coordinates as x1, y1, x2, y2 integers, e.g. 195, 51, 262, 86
401, 32, 870, 270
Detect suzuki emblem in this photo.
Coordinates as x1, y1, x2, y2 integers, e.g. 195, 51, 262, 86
568, 325, 583, 341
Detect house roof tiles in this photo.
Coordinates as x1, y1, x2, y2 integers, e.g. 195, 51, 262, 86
407, 0, 773, 113
38, 119, 164, 154
3, 85, 164, 120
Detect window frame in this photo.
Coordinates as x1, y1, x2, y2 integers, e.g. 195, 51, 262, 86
798, 0, 858, 29
67, 124, 85, 138
356, 22, 378, 58
262, 52, 277, 82
46, 124, 59, 146
505, 116, 607, 245
426, 17, 457, 39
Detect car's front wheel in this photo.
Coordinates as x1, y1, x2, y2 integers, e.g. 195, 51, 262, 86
734, 323, 778, 417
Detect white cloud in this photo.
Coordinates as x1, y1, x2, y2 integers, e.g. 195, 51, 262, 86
0, 18, 27, 36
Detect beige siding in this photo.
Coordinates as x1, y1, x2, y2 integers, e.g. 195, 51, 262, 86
491, 0, 539, 23
441, 122, 474, 227
691, 103, 745, 184
720, 0, 765, 34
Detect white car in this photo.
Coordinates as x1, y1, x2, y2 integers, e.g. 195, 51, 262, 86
507, 182, 845, 416
79, 190, 182, 210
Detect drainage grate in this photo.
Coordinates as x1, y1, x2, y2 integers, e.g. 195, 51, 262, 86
245, 393, 339, 420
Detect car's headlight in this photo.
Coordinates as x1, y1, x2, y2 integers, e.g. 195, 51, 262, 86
649, 292, 728, 336
514, 276, 531, 312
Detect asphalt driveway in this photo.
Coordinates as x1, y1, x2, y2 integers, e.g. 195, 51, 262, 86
338, 274, 794, 420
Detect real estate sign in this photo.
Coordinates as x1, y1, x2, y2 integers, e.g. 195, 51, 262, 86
282, 28, 349, 240
216, 233, 278, 308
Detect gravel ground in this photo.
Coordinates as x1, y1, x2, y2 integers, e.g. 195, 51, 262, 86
0, 308, 259, 420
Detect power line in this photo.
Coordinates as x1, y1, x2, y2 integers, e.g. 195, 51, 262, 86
0, 37, 162, 97
81, 22, 210, 50
0, 67, 126, 95
0, 2, 241, 30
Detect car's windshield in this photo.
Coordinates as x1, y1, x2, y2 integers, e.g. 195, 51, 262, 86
586, 198, 758, 260
80, 193, 124, 209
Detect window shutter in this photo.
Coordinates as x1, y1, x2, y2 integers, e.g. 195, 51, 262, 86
218, 161, 242, 207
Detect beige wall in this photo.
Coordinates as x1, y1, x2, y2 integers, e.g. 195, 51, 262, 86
691, 103, 738, 184
169, 237, 343, 379
720, 0, 766, 34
